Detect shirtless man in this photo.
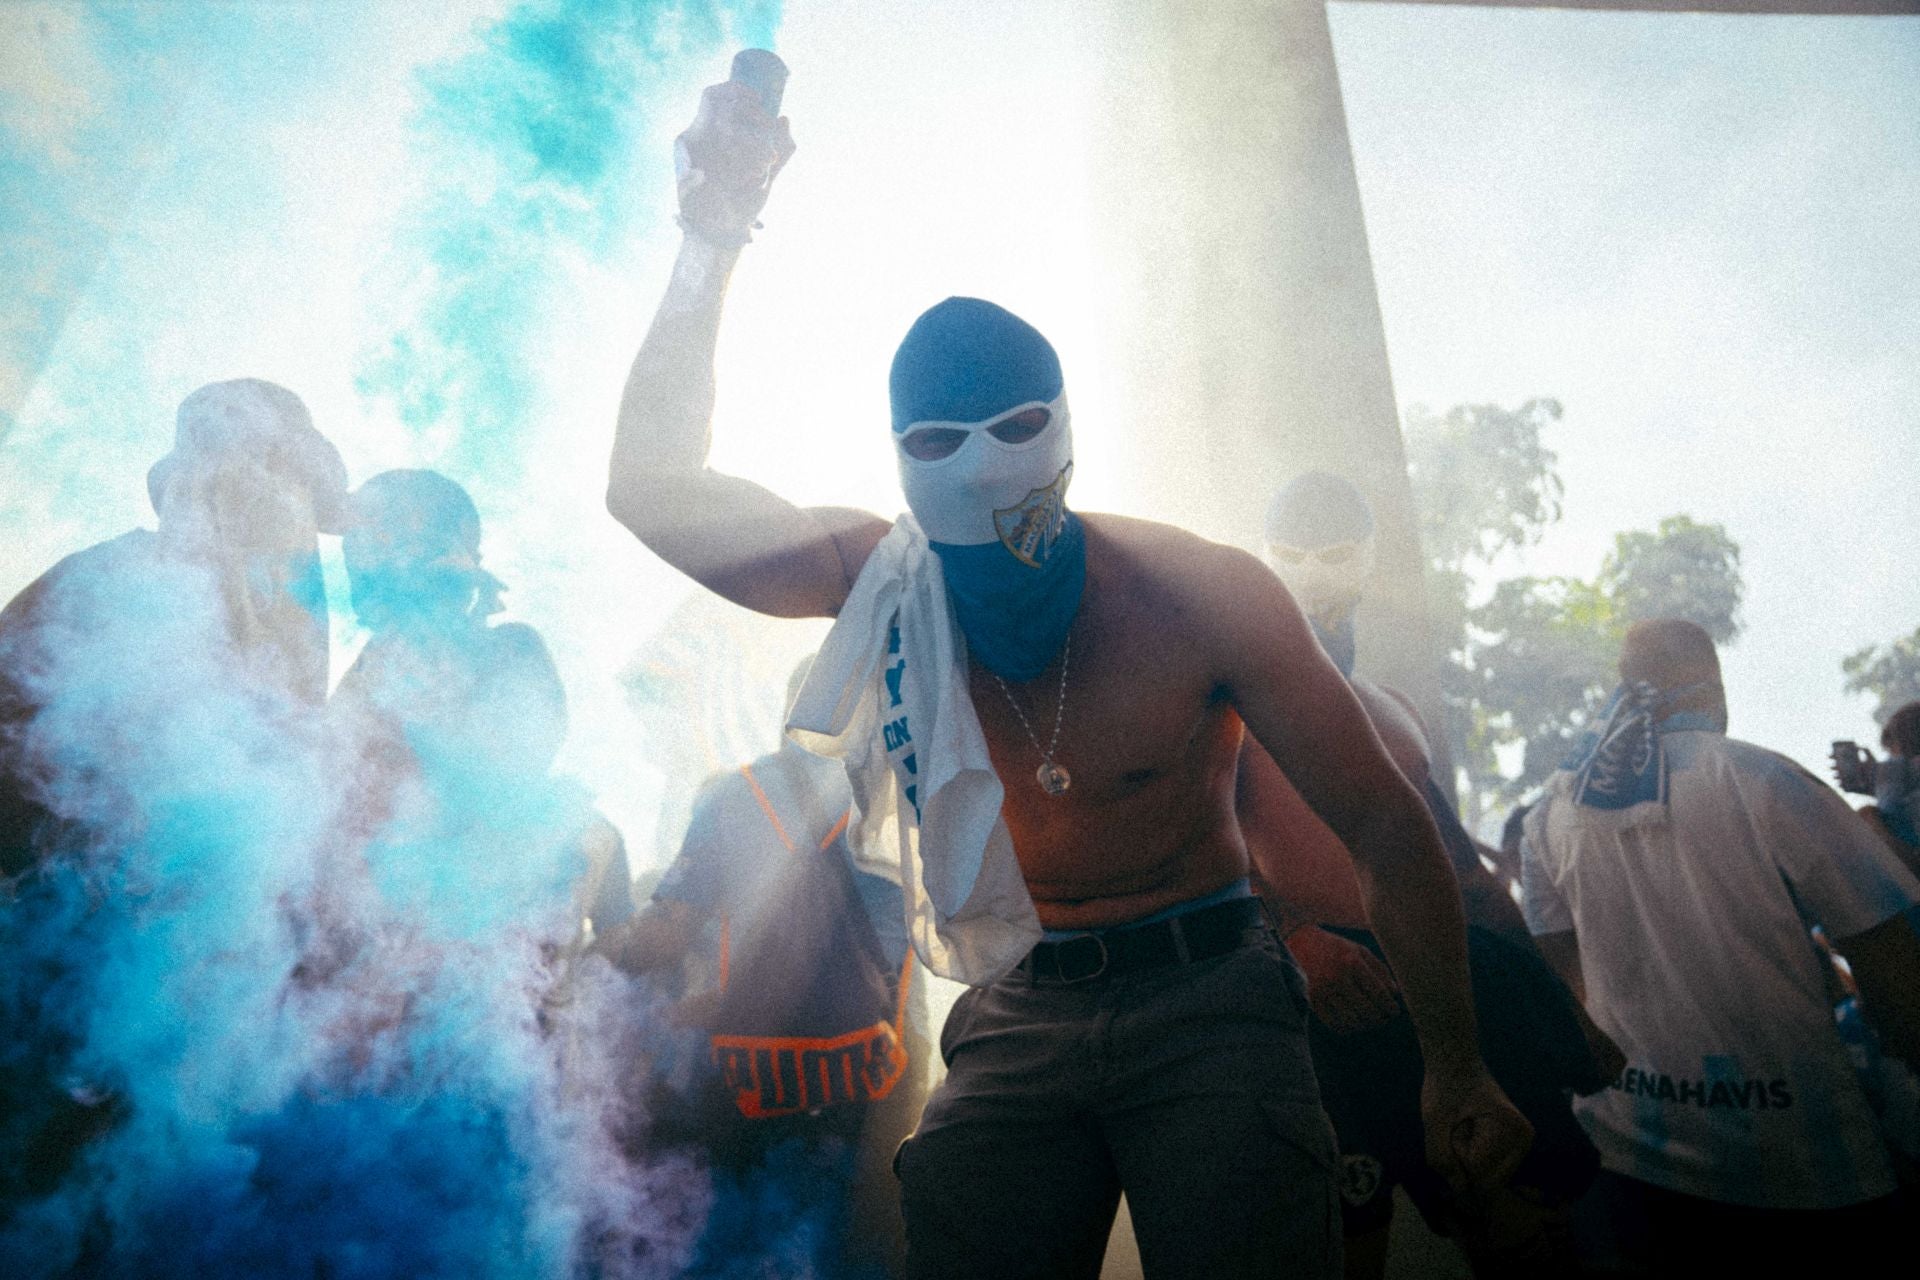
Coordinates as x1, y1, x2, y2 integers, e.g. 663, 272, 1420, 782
606, 75, 1529, 1279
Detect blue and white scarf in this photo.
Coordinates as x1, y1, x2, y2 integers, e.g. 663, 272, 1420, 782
1560, 681, 1722, 813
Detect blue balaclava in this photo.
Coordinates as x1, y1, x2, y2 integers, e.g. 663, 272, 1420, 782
1264, 472, 1377, 677
890, 298, 1083, 681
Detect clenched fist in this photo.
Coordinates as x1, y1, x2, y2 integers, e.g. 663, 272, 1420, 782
675, 80, 796, 246
1422, 1066, 1535, 1205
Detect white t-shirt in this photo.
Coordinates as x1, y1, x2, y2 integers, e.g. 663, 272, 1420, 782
1523, 729, 1919, 1209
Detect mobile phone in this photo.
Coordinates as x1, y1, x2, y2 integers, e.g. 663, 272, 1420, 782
730, 49, 787, 116
1831, 740, 1871, 794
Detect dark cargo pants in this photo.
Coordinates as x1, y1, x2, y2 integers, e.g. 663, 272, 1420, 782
894, 932, 1341, 1280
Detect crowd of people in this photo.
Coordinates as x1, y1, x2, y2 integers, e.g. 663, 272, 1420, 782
3, 67, 1919, 1280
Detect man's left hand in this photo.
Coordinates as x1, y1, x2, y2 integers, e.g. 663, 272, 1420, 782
1420, 1067, 1534, 1203
1287, 924, 1401, 1034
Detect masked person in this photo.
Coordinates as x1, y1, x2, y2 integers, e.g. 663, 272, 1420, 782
1244, 473, 1616, 1279
314, 471, 631, 1030
599, 657, 925, 1279
604, 76, 1532, 1280
332, 471, 567, 827
1523, 620, 1920, 1275
0, 379, 346, 1214
2, 380, 344, 872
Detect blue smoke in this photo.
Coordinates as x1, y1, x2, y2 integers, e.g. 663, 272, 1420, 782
0, 400, 707, 1280
356, 0, 782, 480
118, 1095, 531, 1279
0, 566, 714, 1276
0, 2, 877, 1273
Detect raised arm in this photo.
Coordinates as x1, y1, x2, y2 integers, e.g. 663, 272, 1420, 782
1204, 546, 1531, 1195
607, 79, 887, 618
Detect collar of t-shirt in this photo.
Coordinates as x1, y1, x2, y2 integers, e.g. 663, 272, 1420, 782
1656, 711, 1721, 734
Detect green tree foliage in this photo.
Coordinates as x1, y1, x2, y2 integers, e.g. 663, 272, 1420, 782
1842, 627, 1920, 725
1403, 399, 1566, 813
1599, 516, 1744, 645
1464, 575, 1618, 810
1404, 399, 1566, 573
1404, 403, 1745, 824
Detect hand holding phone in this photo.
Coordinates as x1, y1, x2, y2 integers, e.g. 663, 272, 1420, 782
1831, 740, 1876, 796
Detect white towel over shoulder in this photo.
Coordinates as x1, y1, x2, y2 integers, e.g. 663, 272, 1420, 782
786, 515, 1042, 986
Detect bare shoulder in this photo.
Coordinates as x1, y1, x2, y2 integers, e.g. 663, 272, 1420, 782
1351, 678, 1433, 776
1079, 511, 1270, 602
1079, 512, 1311, 682
1369, 683, 1431, 741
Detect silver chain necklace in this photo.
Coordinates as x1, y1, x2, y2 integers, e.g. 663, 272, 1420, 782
990, 632, 1073, 796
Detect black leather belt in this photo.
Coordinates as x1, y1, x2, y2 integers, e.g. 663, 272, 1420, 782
1015, 896, 1268, 986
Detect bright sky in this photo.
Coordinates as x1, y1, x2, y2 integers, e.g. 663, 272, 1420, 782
2, 1, 1914, 858
1327, 2, 1920, 775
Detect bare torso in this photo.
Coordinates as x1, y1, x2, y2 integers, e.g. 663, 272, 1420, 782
957, 513, 1251, 930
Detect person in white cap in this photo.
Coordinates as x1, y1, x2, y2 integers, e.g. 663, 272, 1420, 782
2, 377, 348, 878
0, 378, 346, 1206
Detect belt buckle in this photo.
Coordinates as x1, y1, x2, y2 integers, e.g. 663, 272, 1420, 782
1053, 933, 1110, 984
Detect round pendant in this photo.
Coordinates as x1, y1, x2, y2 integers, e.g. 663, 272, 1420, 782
1036, 761, 1072, 796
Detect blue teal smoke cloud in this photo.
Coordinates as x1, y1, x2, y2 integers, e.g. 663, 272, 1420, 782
0, 2, 885, 1273
0, 6, 788, 1266
356, 0, 781, 480
0, 522, 711, 1276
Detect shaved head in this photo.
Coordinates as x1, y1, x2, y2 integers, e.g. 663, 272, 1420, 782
1619, 619, 1721, 693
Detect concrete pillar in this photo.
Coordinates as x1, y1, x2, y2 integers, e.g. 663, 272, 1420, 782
1093, 0, 1451, 783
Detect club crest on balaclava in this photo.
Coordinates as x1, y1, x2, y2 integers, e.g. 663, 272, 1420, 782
1265, 472, 1377, 677
890, 298, 1085, 681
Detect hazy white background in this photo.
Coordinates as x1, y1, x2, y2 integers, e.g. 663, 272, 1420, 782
2, 0, 1914, 863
